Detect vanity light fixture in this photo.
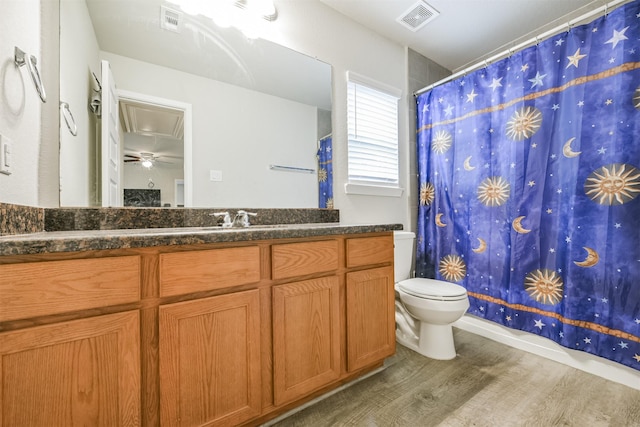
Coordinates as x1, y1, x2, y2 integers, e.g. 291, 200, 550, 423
241, 0, 278, 21
167, 0, 277, 38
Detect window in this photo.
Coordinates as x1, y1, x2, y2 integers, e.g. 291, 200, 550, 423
346, 72, 402, 197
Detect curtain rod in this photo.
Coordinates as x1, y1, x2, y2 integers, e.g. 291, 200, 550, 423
317, 133, 332, 149
414, 0, 630, 97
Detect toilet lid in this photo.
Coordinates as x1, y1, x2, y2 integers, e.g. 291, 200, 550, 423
397, 278, 467, 301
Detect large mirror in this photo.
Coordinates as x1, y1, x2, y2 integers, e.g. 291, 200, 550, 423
59, 0, 332, 208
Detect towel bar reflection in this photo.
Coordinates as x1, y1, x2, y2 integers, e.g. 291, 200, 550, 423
14, 47, 46, 103
60, 102, 77, 136
269, 164, 315, 174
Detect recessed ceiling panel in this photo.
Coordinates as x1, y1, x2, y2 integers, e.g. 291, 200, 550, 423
120, 100, 184, 140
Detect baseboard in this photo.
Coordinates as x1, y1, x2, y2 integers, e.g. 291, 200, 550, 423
455, 315, 640, 391
261, 366, 386, 426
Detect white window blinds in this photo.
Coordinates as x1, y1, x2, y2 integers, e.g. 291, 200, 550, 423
347, 76, 400, 186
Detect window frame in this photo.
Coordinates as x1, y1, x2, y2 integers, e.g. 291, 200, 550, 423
345, 71, 403, 198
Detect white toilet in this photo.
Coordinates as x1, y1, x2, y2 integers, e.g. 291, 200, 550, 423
394, 231, 470, 360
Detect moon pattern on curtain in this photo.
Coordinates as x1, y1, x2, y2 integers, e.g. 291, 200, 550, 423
416, 1, 640, 370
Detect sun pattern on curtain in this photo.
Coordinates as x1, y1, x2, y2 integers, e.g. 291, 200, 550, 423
416, 1, 640, 370
317, 135, 333, 208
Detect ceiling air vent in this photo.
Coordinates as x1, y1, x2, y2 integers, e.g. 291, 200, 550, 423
160, 5, 183, 33
397, 1, 439, 32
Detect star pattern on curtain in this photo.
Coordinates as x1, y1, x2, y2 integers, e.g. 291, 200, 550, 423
416, 1, 640, 370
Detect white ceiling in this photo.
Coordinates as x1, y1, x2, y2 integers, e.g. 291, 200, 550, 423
120, 98, 184, 164
318, 0, 605, 72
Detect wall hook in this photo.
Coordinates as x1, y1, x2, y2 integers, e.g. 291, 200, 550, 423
14, 46, 46, 103
60, 102, 77, 136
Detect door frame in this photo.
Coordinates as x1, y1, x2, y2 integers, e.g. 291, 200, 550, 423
101, 60, 122, 207
117, 89, 193, 207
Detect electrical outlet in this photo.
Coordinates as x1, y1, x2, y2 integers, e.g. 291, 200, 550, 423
0, 134, 12, 175
210, 170, 223, 182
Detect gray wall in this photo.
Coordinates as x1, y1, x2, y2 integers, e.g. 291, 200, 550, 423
317, 109, 332, 140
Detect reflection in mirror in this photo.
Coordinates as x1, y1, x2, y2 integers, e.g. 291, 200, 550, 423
121, 98, 185, 207
59, 0, 332, 208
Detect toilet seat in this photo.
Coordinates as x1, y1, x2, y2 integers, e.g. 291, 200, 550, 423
397, 278, 467, 301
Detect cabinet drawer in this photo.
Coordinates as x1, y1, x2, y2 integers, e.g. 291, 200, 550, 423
0, 256, 141, 322
160, 246, 261, 297
346, 235, 394, 268
272, 240, 338, 280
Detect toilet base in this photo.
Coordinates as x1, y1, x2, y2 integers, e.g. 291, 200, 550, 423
396, 322, 457, 360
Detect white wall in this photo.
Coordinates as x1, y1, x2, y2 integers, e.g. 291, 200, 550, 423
102, 52, 318, 208
59, 0, 101, 207
0, 0, 41, 206
261, 0, 410, 227
123, 162, 183, 207
39, 0, 60, 208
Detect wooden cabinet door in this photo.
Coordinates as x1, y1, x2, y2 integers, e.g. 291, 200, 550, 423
0, 311, 140, 426
272, 277, 340, 406
346, 267, 396, 371
159, 290, 261, 427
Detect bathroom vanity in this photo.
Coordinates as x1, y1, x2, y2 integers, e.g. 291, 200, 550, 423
0, 222, 399, 426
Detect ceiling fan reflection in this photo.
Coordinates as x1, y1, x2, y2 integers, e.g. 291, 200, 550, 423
124, 152, 177, 169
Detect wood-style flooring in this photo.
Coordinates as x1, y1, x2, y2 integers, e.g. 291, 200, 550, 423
270, 329, 640, 427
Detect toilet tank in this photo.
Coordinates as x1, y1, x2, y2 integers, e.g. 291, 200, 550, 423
393, 231, 415, 283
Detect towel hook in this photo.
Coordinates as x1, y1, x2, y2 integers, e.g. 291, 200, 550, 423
60, 102, 77, 136
14, 47, 46, 103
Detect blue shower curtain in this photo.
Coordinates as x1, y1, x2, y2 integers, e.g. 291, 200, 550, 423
317, 135, 333, 208
416, 1, 640, 370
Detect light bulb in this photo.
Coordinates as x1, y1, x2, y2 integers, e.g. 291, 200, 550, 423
246, 0, 276, 19
238, 18, 260, 39
213, 9, 233, 28
174, 0, 202, 16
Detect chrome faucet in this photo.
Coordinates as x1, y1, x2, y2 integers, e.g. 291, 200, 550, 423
211, 211, 233, 228
232, 210, 257, 227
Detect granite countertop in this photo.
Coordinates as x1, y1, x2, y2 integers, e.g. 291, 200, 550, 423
0, 223, 403, 256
